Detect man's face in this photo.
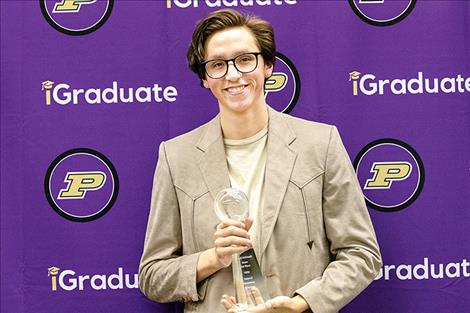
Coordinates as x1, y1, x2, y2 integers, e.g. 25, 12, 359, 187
202, 27, 273, 115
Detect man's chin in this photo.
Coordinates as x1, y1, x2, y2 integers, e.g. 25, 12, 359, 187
220, 101, 252, 115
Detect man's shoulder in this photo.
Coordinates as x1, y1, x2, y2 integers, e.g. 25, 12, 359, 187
157, 116, 219, 193
275, 111, 335, 142
163, 116, 216, 151
282, 112, 333, 130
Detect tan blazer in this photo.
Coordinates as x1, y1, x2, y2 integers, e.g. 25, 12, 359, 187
139, 107, 381, 313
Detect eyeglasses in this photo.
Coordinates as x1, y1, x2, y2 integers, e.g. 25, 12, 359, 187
201, 52, 262, 79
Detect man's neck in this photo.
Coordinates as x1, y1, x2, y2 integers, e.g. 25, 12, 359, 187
219, 104, 269, 140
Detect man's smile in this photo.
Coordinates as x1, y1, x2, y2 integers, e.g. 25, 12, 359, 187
224, 84, 248, 95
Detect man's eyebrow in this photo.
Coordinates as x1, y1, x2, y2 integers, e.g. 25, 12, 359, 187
206, 50, 252, 60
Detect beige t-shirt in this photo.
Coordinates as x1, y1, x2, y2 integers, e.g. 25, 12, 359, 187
223, 126, 268, 257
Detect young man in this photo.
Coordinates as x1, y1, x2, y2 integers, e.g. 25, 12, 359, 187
139, 9, 381, 313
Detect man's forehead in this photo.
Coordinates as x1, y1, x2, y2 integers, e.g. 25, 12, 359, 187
204, 27, 259, 60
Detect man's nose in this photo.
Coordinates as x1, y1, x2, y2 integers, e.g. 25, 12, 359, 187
225, 61, 242, 80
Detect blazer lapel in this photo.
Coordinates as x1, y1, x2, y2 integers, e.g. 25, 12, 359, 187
195, 109, 297, 261
259, 108, 297, 261
196, 115, 231, 201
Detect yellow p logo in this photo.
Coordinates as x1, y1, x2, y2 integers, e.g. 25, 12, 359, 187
58, 172, 106, 199
265, 73, 288, 93
365, 162, 412, 189
53, 0, 97, 13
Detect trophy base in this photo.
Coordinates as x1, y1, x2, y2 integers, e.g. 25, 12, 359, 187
235, 303, 248, 312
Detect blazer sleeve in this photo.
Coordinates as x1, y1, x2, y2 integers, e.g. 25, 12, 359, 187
138, 141, 208, 303
295, 126, 382, 313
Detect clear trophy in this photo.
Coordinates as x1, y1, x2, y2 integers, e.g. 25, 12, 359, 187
214, 188, 270, 312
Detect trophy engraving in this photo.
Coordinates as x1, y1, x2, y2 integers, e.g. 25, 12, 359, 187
215, 188, 269, 312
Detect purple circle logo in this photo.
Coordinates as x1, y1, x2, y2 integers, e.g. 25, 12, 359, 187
349, 0, 416, 27
45, 148, 119, 222
40, 0, 114, 35
264, 52, 300, 114
354, 139, 424, 212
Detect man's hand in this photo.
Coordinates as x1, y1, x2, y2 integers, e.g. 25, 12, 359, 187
221, 294, 309, 313
196, 217, 253, 283
214, 218, 253, 267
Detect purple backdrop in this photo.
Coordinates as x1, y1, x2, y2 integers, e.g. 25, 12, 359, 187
1, 1, 469, 312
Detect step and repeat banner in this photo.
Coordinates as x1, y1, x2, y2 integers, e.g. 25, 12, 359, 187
1, 1, 469, 312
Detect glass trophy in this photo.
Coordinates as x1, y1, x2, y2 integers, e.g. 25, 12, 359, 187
214, 188, 270, 312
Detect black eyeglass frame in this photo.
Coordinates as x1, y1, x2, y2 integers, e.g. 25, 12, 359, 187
200, 52, 263, 79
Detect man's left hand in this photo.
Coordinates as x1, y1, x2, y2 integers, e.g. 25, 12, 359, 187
221, 294, 309, 313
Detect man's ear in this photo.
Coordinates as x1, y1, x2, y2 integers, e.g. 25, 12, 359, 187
203, 79, 209, 89
265, 62, 274, 78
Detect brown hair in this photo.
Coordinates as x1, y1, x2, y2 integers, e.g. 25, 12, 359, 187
187, 9, 276, 85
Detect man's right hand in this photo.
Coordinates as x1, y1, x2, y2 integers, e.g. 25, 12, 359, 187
196, 217, 253, 283
214, 217, 253, 267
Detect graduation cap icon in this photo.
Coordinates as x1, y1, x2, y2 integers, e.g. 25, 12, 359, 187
42, 80, 54, 90
48, 266, 60, 276
349, 71, 361, 81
